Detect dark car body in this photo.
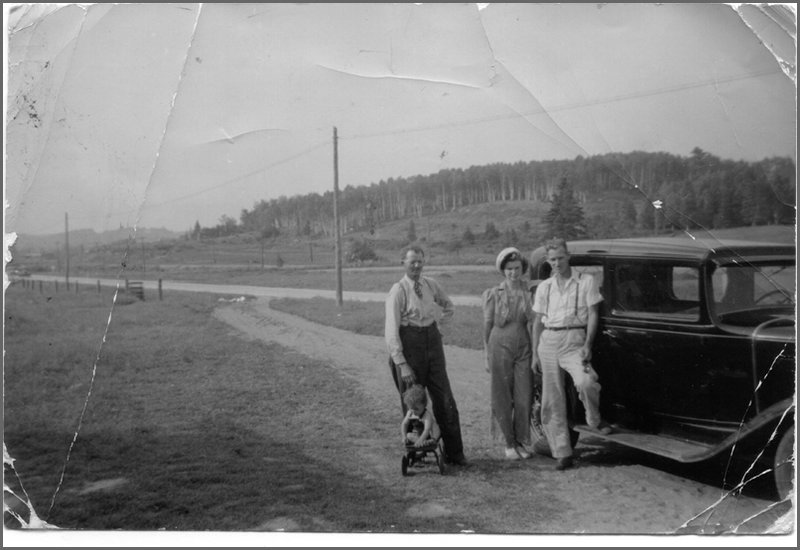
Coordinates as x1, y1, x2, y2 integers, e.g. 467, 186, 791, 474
529, 237, 796, 498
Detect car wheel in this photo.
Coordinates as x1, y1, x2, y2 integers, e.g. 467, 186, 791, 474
530, 384, 579, 450
530, 384, 547, 445
773, 426, 794, 501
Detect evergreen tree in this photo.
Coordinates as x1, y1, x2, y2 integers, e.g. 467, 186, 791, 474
503, 228, 519, 245
407, 219, 417, 242
544, 178, 587, 240
484, 221, 500, 240
462, 226, 475, 245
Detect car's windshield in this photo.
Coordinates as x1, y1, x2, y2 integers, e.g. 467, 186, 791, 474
711, 261, 796, 318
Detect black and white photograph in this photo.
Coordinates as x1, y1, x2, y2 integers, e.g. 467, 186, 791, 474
3, 3, 796, 546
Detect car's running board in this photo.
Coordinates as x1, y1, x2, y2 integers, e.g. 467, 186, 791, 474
574, 425, 717, 463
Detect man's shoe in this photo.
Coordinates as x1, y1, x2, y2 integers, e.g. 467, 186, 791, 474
591, 421, 613, 435
532, 439, 552, 458
446, 455, 468, 466
515, 445, 531, 459
555, 456, 573, 471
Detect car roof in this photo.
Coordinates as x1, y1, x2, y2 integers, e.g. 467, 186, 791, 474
530, 237, 796, 263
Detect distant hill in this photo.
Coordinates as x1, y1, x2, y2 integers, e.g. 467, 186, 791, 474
11, 226, 183, 253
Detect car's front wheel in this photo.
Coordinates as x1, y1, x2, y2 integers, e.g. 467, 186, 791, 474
530, 383, 580, 452
774, 426, 794, 501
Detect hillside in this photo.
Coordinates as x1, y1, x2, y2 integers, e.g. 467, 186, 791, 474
235, 150, 796, 243
11, 226, 183, 253
7, 192, 793, 277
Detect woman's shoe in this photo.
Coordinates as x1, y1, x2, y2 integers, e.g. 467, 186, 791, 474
515, 445, 531, 459
555, 456, 574, 471
532, 439, 552, 457
504, 447, 521, 460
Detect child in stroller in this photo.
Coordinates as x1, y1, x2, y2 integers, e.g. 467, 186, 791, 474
400, 384, 445, 475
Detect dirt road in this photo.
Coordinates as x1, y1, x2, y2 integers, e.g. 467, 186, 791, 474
212, 296, 793, 536
25, 274, 483, 306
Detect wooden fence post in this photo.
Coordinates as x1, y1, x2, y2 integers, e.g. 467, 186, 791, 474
158, 278, 163, 301
97, 280, 101, 294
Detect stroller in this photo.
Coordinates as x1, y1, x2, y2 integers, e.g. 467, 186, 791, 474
390, 363, 446, 476
401, 423, 446, 476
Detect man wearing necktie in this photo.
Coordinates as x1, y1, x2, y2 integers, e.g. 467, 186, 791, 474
385, 245, 467, 466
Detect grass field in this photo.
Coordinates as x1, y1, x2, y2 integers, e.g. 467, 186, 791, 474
4, 284, 459, 532
15, 207, 794, 284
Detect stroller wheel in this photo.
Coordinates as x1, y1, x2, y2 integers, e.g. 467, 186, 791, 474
437, 451, 446, 475
401, 455, 409, 476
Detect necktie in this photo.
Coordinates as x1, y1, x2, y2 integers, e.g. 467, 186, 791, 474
413, 280, 423, 299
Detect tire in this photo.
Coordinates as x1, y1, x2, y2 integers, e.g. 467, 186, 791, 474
401, 455, 409, 476
530, 385, 547, 446
530, 382, 580, 450
773, 426, 794, 501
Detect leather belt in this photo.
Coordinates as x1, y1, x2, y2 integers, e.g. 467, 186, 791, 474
400, 323, 437, 332
544, 325, 586, 331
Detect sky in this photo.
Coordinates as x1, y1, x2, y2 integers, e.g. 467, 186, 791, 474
3, 3, 797, 237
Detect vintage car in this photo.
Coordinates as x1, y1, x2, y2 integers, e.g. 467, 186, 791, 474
528, 237, 795, 499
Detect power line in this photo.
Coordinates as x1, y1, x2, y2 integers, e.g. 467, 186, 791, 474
145, 140, 331, 209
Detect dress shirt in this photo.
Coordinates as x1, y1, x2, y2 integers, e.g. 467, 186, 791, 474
385, 274, 454, 366
532, 271, 602, 328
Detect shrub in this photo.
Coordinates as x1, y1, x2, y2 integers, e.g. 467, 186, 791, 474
345, 239, 378, 263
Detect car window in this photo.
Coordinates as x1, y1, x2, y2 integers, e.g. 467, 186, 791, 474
711, 261, 795, 319
671, 267, 699, 301
573, 265, 603, 290
611, 262, 700, 321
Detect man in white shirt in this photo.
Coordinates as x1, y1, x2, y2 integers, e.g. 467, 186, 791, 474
531, 238, 612, 471
385, 246, 466, 466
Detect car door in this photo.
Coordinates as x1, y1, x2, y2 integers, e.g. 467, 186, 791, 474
600, 259, 728, 430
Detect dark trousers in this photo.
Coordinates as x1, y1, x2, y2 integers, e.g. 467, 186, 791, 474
389, 324, 464, 461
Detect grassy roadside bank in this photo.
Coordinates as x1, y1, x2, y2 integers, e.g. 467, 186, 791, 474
268, 296, 485, 351
61, 266, 503, 297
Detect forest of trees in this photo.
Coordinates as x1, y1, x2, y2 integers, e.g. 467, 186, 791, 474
193, 148, 796, 241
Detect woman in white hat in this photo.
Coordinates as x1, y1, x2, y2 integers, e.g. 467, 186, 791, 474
481, 247, 535, 460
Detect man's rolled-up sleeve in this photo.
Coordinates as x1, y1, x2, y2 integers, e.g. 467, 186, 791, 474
385, 284, 406, 366
431, 278, 454, 324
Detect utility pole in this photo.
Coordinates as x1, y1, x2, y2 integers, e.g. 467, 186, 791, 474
333, 127, 343, 307
652, 200, 663, 236
141, 238, 146, 278
64, 212, 70, 289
